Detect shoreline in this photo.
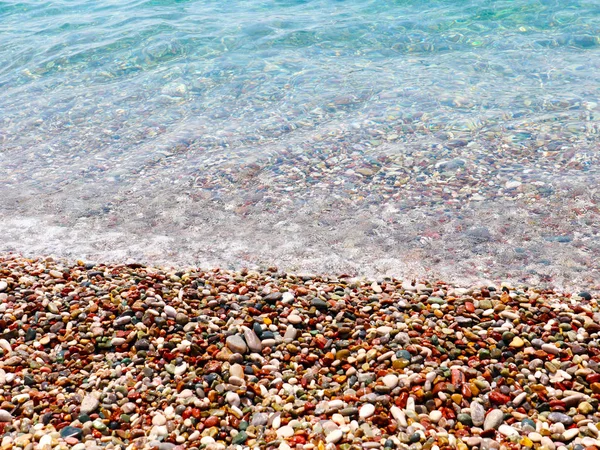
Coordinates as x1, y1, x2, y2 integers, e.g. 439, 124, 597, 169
0, 254, 599, 449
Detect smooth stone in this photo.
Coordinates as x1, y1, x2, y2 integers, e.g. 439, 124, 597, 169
277, 426, 295, 438
174, 362, 187, 376
232, 431, 248, 445
510, 336, 525, 348
39, 435, 53, 447
152, 413, 167, 426
466, 437, 482, 447
429, 410, 442, 423
483, 409, 504, 430
287, 314, 302, 325
251, 413, 269, 426
0, 281, 7, 292
498, 425, 519, 437
311, 298, 329, 310
542, 343, 561, 355
377, 326, 393, 335
457, 413, 473, 426
134, 339, 151, 351
284, 325, 297, 341
110, 338, 126, 346
471, 401, 486, 427
548, 412, 573, 426
541, 436, 556, 450
529, 432, 543, 442
243, 327, 262, 353
359, 403, 376, 419
409, 432, 421, 443
60, 426, 83, 439
175, 313, 189, 325
226, 335, 248, 354
263, 292, 282, 304
122, 402, 137, 414
164, 305, 177, 318
326, 430, 343, 444
391, 406, 407, 426
340, 407, 359, 417
80, 395, 99, 415
0, 410, 12, 422
513, 392, 527, 406
226, 392, 240, 407
230, 363, 244, 379
578, 401, 593, 414
382, 374, 399, 389
562, 429, 580, 441
282, 292, 295, 303
563, 394, 586, 407
114, 316, 131, 326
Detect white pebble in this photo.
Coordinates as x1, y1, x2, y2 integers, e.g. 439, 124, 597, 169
152, 413, 167, 426
326, 429, 343, 444
429, 410, 442, 423
276, 426, 295, 438
359, 403, 375, 419
562, 428, 579, 441
498, 424, 519, 437
382, 374, 399, 389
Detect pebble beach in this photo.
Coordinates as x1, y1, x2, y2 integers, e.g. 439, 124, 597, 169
1, 254, 599, 450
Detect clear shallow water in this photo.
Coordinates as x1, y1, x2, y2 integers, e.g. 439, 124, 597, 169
1, 0, 599, 290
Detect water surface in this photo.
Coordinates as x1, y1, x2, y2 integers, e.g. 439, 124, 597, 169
1, 0, 599, 290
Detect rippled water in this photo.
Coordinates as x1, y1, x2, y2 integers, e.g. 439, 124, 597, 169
1, 0, 599, 290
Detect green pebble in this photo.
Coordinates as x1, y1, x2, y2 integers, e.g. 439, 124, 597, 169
502, 331, 515, 343
578, 401, 594, 415
232, 431, 248, 445
457, 413, 473, 426
92, 419, 107, 431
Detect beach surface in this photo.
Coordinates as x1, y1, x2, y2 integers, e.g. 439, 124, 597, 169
1, 254, 599, 449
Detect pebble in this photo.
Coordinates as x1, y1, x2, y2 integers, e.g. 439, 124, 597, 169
243, 327, 262, 353
542, 343, 561, 355
80, 395, 99, 415
226, 335, 248, 354
483, 409, 504, 430
326, 430, 343, 444
152, 413, 167, 426
277, 426, 295, 438
548, 412, 573, 426
429, 410, 442, 423
470, 401, 486, 427
562, 428, 580, 441
287, 314, 302, 324
498, 424, 519, 437
359, 403, 376, 419
0, 257, 597, 450
382, 374, 399, 389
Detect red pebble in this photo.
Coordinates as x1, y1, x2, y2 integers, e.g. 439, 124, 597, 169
489, 390, 511, 405
289, 436, 306, 445
451, 368, 465, 387
588, 373, 600, 383
205, 416, 219, 427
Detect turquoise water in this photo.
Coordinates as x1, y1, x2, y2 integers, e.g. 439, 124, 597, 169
1, 0, 599, 289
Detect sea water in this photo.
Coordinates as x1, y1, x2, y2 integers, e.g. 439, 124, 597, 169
1, 0, 599, 290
